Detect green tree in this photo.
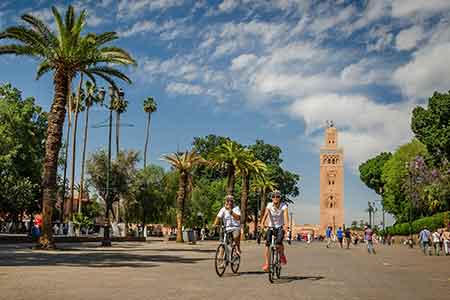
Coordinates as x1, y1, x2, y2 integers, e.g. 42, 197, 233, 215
412, 91, 450, 165
111, 96, 128, 156
359, 152, 392, 194
69, 84, 85, 219
143, 97, 157, 168
78, 81, 103, 213
162, 150, 205, 242
0, 6, 136, 248
251, 174, 278, 221
209, 140, 245, 195
87, 149, 139, 229
382, 140, 428, 221
236, 150, 267, 238
192, 135, 232, 180
0, 84, 47, 220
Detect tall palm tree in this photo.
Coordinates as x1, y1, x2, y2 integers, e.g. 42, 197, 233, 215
143, 96, 157, 168
237, 150, 267, 239
252, 174, 278, 218
210, 140, 245, 194
78, 80, 102, 213
162, 150, 205, 242
60, 93, 74, 221
0, 6, 136, 248
111, 97, 128, 156
69, 78, 85, 219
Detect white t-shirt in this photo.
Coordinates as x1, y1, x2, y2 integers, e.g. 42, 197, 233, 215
217, 206, 241, 230
432, 232, 440, 243
266, 202, 288, 228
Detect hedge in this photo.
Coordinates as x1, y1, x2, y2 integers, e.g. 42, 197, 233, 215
383, 211, 449, 236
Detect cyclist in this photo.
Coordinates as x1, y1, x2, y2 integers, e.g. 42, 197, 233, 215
213, 195, 241, 255
260, 190, 289, 272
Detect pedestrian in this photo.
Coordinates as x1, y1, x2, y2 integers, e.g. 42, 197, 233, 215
337, 227, 344, 248
200, 227, 205, 241
307, 232, 312, 244
345, 227, 351, 249
443, 228, 450, 256
326, 226, 332, 248
364, 225, 376, 254
432, 230, 441, 256
418, 227, 431, 255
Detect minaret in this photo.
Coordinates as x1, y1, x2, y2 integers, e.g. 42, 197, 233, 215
320, 121, 344, 233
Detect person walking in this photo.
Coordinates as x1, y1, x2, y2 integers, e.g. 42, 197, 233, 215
443, 228, 450, 256
364, 225, 376, 254
337, 227, 344, 248
418, 227, 431, 255
326, 226, 332, 248
345, 227, 351, 249
432, 230, 441, 256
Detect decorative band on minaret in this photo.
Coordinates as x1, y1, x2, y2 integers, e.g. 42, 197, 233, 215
320, 121, 344, 233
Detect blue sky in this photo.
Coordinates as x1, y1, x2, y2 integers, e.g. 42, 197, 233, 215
1, 0, 450, 226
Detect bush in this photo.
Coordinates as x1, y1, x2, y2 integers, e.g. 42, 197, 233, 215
386, 211, 449, 235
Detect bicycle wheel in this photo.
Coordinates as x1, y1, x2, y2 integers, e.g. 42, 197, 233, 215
275, 253, 281, 279
268, 246, 275, 283
230, 245, 240, 273
214, 244, 227, 277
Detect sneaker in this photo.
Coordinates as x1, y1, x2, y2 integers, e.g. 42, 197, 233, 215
280, 255, 287, 265
262, 263, 269, 272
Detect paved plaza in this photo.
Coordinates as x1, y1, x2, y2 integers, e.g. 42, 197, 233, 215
0, 240, 449, 300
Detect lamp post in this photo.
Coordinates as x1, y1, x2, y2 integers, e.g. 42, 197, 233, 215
405, 161, 414, 248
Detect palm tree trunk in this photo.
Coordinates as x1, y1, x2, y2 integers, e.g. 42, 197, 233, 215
78, 105, 90, 214
260, 189, 267, 218
39, 69, 71, 249
176, 172, 187, 243
69, 74, 83, 219
60, 116, 71, 222
240, 174, 249, 240
143, 112, 152, 168
226, 165, 235, 194
116, 111, 120, 156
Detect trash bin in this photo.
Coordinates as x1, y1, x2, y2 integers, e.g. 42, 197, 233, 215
182, 230, 197, 243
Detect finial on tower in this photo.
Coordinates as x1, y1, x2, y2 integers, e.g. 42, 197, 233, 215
326, 120, 334, 128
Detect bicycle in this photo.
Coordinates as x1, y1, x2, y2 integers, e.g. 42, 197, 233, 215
214, 226, 240, 277
267, 227, 282, 283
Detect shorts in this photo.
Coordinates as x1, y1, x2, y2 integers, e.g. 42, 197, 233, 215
266, 227, 285, 246
226, 228, 240, 240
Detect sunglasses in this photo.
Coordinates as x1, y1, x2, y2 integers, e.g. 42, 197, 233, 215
272, 195, 281, 198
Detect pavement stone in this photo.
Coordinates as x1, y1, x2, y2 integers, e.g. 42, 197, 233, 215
0, 241, 449, 300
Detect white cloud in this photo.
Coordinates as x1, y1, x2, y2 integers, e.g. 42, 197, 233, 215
367, 25, 394, 52
230, 53, 258, 71
166, 82, 204, 95
340, 58, 389, 85
393, 41, 450, 99
117, 0, 184, 18
218, 0, 240, 13
344, 0, 390, 34
119, 21, 157, 37
288, 94, 413, 169
391, 0, 450, 18
395, 25, 425, 51
309, 4, 356, 34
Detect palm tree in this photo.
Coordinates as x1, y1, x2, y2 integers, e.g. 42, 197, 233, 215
210, 140, 245, 194
237, 150, 267, 239
143, 96, 157, 168
251, 172, 278, 224
69, 80, 85, 219
78, 80, 102, 213
111, 96, 128, 156
0, 6, 136, 248
162, 150, 205, 242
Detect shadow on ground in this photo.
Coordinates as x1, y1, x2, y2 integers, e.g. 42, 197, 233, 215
229, 271, 325, 284
0, 250, 210, 268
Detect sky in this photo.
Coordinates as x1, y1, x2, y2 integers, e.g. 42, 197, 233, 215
1, 0, 450, 226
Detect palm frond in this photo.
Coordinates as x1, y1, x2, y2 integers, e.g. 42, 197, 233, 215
36, 60, 53, 79
86, 66, 132, 84
0, 44, 38, 56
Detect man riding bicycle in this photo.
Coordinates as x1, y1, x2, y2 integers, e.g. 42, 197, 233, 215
260, 190, 289, 272
213, 195, 241, 255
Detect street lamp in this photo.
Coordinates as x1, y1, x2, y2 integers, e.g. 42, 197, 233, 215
405, 161, 414, 248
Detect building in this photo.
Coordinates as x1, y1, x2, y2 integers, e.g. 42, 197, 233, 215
319, 121, 344, 233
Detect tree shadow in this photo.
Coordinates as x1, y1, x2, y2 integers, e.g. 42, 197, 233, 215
0, 250, 210, 268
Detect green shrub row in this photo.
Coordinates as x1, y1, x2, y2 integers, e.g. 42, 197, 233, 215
382, 211, 449, 236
